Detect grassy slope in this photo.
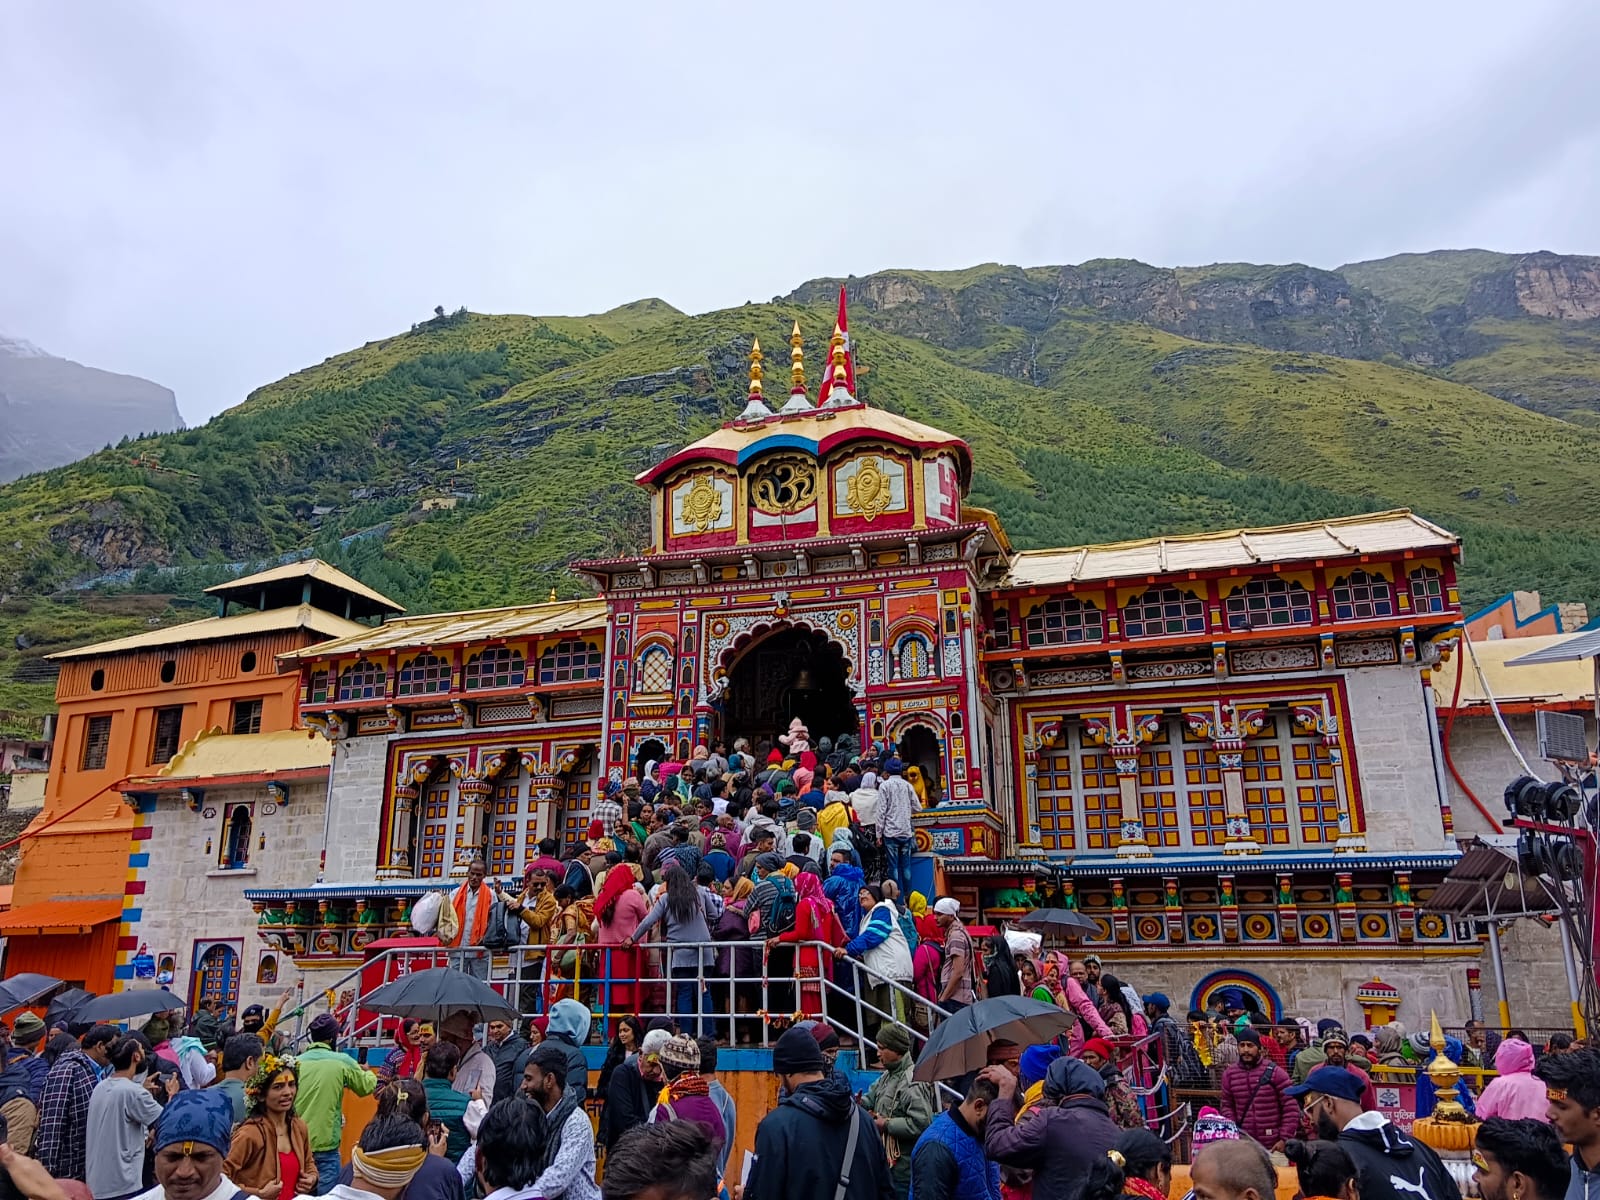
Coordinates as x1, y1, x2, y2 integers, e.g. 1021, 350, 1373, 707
1340, 250, 1517, 310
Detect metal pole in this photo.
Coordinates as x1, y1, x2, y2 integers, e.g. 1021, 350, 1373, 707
1558, 916, 1589, 1038
1486, 921, 1511, 1031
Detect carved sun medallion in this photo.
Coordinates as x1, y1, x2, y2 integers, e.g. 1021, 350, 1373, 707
844, 455, 892, 521
680, 474, 724, 533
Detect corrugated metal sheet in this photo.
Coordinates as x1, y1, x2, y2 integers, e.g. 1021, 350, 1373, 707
280, 599, 609, 663
1002, 510, 1459, 588
3, 923, 121, 992
0, 898, 123, 933
1507, 627, 1600, 666
49, 606, 370, 661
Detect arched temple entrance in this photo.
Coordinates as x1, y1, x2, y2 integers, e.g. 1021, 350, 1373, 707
722, 627, 858, 753
897, 722, 945, 805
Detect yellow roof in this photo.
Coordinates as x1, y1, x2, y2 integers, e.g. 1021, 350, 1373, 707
1001, 510, 1458, 588
126, 726, 332, 786
1432, 633, 1595, 708
48, 605, 371, 661
279, 597, 609, 663
638, 403, 972, 486
205, 560, 404, 614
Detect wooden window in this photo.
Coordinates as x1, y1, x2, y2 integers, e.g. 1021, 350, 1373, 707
1122, 587, 1206, 638
1024, 598, 1104, 647
466, 647, 526, 690
538, 640, 602, 685
231, 699, 264, 735
1331, 571, 1393, 620
896, 634, 934, 680
636, 646, 673, 693
1225, 578, 1313, 630
397, 653, 450, 697
1409, 567, 1446, 614
308, 671, 330, 704
81, 715, 112, 771
151, 707, 183, 765
337, 660, 386, 702
220, 805, 253, 869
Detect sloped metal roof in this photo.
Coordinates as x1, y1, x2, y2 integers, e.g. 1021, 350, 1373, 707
278, 598, 609, 663
48, 606, 370, 660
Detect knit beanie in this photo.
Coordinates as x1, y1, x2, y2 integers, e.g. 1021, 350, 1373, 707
877, 1024, 913, 1055
659, 1034, 700, 1072
772, 1025, 827, 1074
1192, 1106, 1242, 1146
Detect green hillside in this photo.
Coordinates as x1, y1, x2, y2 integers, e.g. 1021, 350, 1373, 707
8, 251, 1600, 722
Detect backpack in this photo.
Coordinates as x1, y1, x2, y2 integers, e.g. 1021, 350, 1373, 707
747, 874, 798, 936
481, 897, 519, 951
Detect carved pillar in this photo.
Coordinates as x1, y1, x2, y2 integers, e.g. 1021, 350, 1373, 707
527, 772, 561, 844
378, 783, 419, 879
1184, 702, 1267, 855
1110, 877, 1130, 945
1294, 701, 1364, 851
1466, 966, 1483, 1023
1086, 706, 1160, 859
1218, 874, 1239, 942
1393, 870, 1416, 942
451, 778, 493, 876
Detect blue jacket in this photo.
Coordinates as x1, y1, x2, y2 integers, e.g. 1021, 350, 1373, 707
824, 863, 866, 939
911, 1110, 1001, 1200
846, 902, 895, 956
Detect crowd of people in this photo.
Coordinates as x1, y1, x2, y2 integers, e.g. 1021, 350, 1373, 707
0, 730, 1589, 1200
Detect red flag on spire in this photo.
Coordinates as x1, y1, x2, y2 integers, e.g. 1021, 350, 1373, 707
817, 286, 858, 401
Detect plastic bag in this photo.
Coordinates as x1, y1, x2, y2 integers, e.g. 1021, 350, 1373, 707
1004, 928, 1042, 958
410, 890, 443, 935
435, 894, 460, 944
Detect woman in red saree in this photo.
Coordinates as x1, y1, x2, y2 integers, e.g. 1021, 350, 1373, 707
767, 871, 846, 1017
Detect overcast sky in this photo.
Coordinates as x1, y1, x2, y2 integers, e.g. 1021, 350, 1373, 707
3, 1, 1596, 424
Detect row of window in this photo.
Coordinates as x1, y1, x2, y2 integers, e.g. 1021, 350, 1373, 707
79, 698, 266, 772
1018, 569, 1445, 649
315, 640, 604, 704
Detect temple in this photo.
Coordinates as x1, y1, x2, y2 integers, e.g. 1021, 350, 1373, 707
16, 300, 1583, 1027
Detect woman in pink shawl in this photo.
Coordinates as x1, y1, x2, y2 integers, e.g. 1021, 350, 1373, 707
1046, 951, 1114, 1053
769, 871, 845, 1017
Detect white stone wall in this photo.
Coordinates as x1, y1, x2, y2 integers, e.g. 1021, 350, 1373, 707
1441, 712, 1587, 838
1490, 921, 1579, 1029
133, 780, 326, 1014
1341, 664, 1451, 852
324, 734, 388, 883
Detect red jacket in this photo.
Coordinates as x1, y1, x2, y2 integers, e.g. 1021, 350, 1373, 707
1218, 1061, 1298, 1146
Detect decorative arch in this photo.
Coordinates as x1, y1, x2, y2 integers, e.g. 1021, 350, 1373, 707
634, 637, 675, 695
893, 630, 936, 681
1190, 969, 1283, 1021
886, 707, 949, 740
703, 612, 861, 700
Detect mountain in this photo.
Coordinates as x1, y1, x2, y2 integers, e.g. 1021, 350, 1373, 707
0, 336, 183, 482
4, 252, 1600, 721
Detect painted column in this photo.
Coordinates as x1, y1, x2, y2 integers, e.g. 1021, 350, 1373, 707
1465, 966, 1483, 1024
1086, 706, 1160, 859
1294, 701, 1365, 851
378, 783, 418, 879
1276, 872, 1299, 944
452, 778, 492, 876
1185, 701, 1268, 856
528, 772, 561, 843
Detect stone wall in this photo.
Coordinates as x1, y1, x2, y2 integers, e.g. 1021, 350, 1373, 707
1442, 712, 1586, 839
324, 734, 388, 883
132, 778, 326, 1015
1341, 664, 1451, 851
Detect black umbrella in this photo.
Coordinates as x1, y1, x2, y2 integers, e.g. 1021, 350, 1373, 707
1016, 908, 1097, 934
360, 968, 518, 1022
73, 989, 186, 1025
46, 988, 95, 1028
0, 973, 62, 1012
913, 995, 1075, 1082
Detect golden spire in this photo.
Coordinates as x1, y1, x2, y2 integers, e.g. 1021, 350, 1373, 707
747, 337, 764, 398
789, 321, 806, 396
824, 322, 852, 404
548, 586, 558, 603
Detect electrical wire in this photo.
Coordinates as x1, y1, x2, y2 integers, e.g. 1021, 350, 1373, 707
1463, 634, 1540, 776
0, 788, 110, 852
1441, 639, 1505, 832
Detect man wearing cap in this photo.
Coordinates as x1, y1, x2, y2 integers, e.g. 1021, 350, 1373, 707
1292, 1018, 1342, 1083
745, 1026, 893, 1200
295, 1012, 378, 1194
521, 1043, 600, 1200
1218, 1028, 1297, 1158
1079, 1038, 1141, 1130
649, 1035, 725, 1148
862, 1024, 933, 1200
1314, 1027, 1377, 1114
131, 1090, 239, 1200
877, 759, 919, 903
933, 899, 977, 1013
0, 1012, 48, 1151
1288, 1065, 1459, 1200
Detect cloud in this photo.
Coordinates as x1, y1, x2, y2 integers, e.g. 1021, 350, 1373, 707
0, 0, 1595, 423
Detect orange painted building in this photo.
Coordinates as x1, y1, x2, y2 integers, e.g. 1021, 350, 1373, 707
0, 562, 398, 991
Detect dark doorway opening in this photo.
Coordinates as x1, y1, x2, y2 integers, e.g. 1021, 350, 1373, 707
897, 722, 944, 804
722, 627, 858, 754
634, 738, 666, 780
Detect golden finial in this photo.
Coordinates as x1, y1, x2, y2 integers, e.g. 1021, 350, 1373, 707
826, 323, 851, 401
747, 337, 764, 398
548, 586, 558, 603
789, 321, 805, 396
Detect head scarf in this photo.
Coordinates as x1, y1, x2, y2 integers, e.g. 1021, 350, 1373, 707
793, 871, 826, 905
353, 1145, 428, 1188
1044, 1056, 1105, 1100
907, 892, 928, 917
595, 855, 639, 923
730, 876, 755, 904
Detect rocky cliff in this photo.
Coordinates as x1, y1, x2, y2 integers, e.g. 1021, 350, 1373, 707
0, 336, 183, 482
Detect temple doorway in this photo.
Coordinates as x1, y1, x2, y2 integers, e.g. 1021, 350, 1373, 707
722, 627, 858, 754
897, 722, 944, 804
633, 738, 666, 780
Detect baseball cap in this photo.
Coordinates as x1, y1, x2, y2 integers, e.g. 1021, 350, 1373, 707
1286, 1065, 1367, 1101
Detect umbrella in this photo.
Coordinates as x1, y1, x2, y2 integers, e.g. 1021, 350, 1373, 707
360, 967, 518, 1022
46, 988, 95, 1028
913, 995, 1075, 1082
0, 973, 62, 1012
1016, 908, 1097, 934
73, 989, 186, 1025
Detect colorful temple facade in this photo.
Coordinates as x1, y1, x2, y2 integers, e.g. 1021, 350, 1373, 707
31, 310, 1562, 1025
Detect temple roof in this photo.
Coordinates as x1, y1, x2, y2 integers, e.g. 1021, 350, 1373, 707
637, 405, 972, 488
1001, 509, 1458, 588
122, 727, 332, 790
48, 605, 370, 661
206, 559, 404, 619
279, 597, 608, 663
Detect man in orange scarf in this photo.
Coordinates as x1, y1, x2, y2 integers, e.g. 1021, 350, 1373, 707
446, 857, 496, 979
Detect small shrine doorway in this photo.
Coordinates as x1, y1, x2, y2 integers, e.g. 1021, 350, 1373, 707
897, 722, 945, 804
722, 626, 858, 755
